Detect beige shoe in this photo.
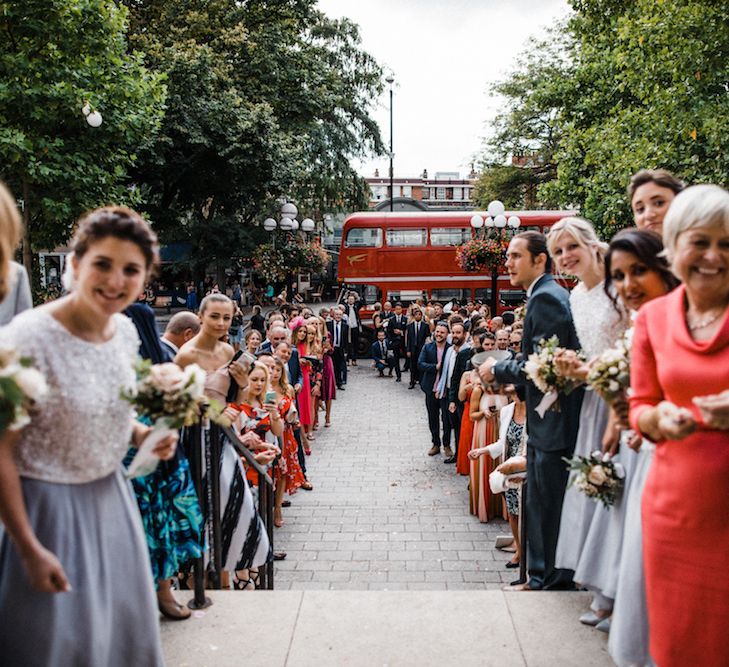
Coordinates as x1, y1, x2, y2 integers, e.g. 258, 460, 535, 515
427, 446, 440, 456
443, 446, 454, 458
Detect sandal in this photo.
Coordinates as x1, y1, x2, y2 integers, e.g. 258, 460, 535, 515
304, 446, 312, 456
324, 421, 331, 427
158, 598, 191, 621
233, 574, 255, 591
300, 480, 313, 491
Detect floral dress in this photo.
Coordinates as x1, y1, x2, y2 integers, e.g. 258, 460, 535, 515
275, 395, 306, 494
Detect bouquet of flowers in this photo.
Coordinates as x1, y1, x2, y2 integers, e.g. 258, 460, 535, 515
586, 343, 631, 404
564, 450, 625, 508
0, 347, 48, 435
523, 335, 584, 417
122, 361, 213, 477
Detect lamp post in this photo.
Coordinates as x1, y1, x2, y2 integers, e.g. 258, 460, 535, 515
263, 201, 317, 300
470, 200, 521, 317
386, 74, 395, 212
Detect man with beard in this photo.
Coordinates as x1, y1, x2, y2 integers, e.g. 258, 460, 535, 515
436, 322, 467, 463
418, 322, 451, 457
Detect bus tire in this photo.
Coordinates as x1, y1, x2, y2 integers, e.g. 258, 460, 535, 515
357, 327, 374, 359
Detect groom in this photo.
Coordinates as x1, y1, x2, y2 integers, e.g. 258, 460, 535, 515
480, 231, 583, 591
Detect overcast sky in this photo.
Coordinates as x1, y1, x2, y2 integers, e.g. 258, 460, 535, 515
317, 0, 571, 179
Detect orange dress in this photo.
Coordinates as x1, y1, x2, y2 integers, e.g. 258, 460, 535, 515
275, 395, 305, 495
469, 392, 507, 522
630, 286, 729, 667
456, 388, 474, 476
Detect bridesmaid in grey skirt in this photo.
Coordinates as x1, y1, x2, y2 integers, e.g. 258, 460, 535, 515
601, 228, 680, 664
0, 207, 176, 666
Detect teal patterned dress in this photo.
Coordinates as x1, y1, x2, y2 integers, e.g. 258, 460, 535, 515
124, 434, 203, 584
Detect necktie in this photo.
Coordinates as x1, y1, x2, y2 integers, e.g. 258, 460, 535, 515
381, 342, 385, 357
335, 323, 340, 346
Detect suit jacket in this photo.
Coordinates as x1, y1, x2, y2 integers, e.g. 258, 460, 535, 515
326, 320, 347, 352
448, 345, 474, 404
342, 300, 363, 330
386, 314, 408, 350
405, 319, 429, 355
159, 337, 178, 363
288, 347, 303, 388
417, 340, 451, 395
493, 273, 583, 453
370, 339, 391, 363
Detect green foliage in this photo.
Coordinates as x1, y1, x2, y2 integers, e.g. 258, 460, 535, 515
251, 237, 329, 283
123, 0, 384, 274
545, 0, 729, 238
0, 0, 165, 251
477, 0, 729, 238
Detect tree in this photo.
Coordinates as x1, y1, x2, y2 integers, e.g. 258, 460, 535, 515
123, 0, 384, 278
0, 0, 165, 273
543, 0, 729, 237
474, 25, 572, 210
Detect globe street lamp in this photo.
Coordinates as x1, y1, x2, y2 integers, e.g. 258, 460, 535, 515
263, 200, 318, 300
470, 200, 521, 317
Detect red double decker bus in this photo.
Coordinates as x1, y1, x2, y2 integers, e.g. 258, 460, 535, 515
337, 209, 574, 354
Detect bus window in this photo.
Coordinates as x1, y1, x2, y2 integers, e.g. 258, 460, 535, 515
500, 290, 527, 307
431, 288, 470, 303
430, 227, 471, 246
386, 229, 427, 247
345, 228, 383, 248
387, 290, 427, 305
363, 284, 379, 304
474, 288, 492, 302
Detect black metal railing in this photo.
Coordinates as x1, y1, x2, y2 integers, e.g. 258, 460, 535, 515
184, 420, 275, 609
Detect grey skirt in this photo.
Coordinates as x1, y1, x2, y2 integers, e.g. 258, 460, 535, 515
0, 470, 164, 667
555, 390, 609, 571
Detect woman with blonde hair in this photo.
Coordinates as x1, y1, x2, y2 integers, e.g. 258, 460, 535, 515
548, 216, 630, 627
0, 182, 32, 323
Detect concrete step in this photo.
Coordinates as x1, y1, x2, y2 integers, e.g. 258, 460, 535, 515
162, 590, 614, 666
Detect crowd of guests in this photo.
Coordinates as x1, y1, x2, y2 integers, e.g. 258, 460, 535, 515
362, 169, 729, 667
0, 167, 727, 667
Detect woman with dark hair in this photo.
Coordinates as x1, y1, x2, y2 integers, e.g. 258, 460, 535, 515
604, 228, 679, 666
0, 206, 174, 664
627, 168, 684, 236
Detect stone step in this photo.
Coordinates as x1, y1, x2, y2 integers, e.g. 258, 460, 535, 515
162, 590, 614, 666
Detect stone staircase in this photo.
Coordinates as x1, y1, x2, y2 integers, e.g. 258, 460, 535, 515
161, 590, 614, 666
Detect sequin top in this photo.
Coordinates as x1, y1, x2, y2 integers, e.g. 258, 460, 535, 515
0, 309, 139, 484
570, 281, 628, 360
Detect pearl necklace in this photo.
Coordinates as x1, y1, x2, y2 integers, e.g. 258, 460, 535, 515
687, 307, 726, 332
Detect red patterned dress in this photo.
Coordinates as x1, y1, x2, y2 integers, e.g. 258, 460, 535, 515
276, 395, 305, 495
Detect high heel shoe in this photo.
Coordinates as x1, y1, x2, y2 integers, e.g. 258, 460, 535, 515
233, 574, 255, 591
304, 446, 312, 455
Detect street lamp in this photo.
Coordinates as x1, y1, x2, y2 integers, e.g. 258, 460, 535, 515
263, 200, 318, 300
386, 74, 395, 212
470, 199, 521, 317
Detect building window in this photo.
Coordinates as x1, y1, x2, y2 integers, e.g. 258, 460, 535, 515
453, 187, 462, 200
345, 228, 383, 247
430, 227, 471, 246
402, 185, 412, 197
386, 228, 427, 247
464, 187, 471, 200
436, 187, 445, 200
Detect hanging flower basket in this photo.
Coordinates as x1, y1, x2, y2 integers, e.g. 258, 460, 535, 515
251, 238, 329, 283
455, 237, 508, 272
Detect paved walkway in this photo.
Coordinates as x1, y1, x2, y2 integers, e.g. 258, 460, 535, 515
274, 362, 515, 590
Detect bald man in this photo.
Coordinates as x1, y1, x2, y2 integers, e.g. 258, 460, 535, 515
160, 311, 201, 360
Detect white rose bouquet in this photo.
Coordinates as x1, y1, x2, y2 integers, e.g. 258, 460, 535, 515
523, 335, 584, 417
586, 343, 631, 405
0, 346, 48, 435
122, 360, 216, 477
564, 450, 625, 508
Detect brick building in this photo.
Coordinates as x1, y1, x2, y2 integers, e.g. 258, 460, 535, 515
366, 168, 477, 212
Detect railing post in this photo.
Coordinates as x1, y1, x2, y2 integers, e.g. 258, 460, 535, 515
518, 480, 528, 585
185, 422, 212, 609
208, 424, 223, 589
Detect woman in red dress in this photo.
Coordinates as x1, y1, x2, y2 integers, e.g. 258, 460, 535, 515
292, 324, 314, 446
629, 185, 729, 667
456, 369, 477, 475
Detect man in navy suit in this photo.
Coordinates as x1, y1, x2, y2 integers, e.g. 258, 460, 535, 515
159, 311, 200, 361
370, 329, 394, 377
386, 302, 408, 382
405, 307, 429, 389
480, 231, 583, 591
418, 322, 451, 457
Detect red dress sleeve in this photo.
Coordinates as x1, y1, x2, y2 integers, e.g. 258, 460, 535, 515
628, 304, 664, 433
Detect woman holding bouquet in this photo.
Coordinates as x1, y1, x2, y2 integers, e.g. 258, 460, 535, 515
548, 217, 630, 624
602, 228, 679, 666
0, 207, 173, 665
630, 185, 729, 667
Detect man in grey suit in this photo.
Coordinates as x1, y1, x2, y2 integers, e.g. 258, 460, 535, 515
480, 231, 583, 591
